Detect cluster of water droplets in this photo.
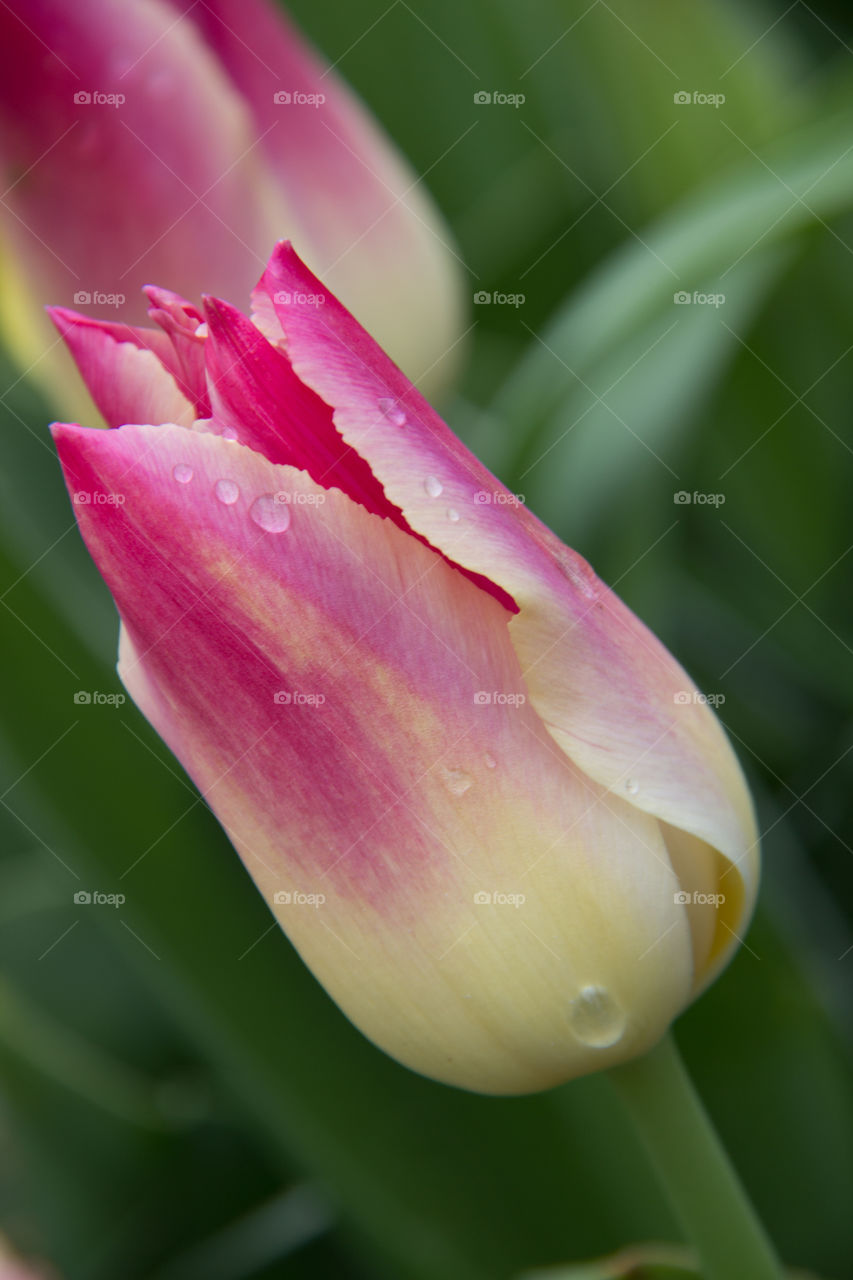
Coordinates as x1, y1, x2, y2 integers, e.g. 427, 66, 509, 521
170, 466, 292, 533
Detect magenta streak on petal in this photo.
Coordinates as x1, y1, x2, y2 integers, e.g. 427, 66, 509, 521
202, 295, 518, 612
202, 295, 398, 520
49, 421, 530, 915
143, 286, 210, 415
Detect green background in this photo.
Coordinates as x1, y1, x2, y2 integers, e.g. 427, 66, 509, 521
1, 1, 852, 1277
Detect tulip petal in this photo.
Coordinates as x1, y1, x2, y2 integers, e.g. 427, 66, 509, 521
256, 244, 759, 961
51, 420, 694, 1093
48, 307, 195, 429
202, 294, 517, 611
143, 287, 210, 415
0, 0, 280, 325
171, 0, 467, 390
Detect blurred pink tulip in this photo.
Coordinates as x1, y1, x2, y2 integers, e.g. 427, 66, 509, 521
51, 243, 759, 1094
0, 0, 464, 403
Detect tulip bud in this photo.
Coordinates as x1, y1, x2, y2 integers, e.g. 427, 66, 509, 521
0, 0, 464, 406
50, 243, 759, 1095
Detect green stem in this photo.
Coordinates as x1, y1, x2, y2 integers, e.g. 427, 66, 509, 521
608, 1033, 782, 1280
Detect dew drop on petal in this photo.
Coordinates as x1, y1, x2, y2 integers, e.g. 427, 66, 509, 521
172, 464, 193, 484
625, 778, 639, 795
214, 479, 240, 505
424, 475, 443, 498
377, 397, 407, 426
484, 752, 497, 770
221, 427, 239, 441
250, 494, 291, 533
442, 767, 472, 796
568, 985, 626, 1048
447, 508, 460, 523
194, 322, 209, 338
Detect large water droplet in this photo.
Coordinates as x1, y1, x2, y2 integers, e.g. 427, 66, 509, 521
625, 778, 639, 795
172, 464, 193, 484
214, 479, 240, 505
424, 475, 443, 498
221, 426, 239, 441
569, 985, 626, 1048
442, 767, 472, 797
194, 321, 209, 339
250, 494, 291, 533
377, 397, 406, 426
447, 508, 460, 523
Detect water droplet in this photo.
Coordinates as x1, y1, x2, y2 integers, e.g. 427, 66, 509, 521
569, 985, 626, 1048
447, 508, 460, 523
221, 427, 239, 441
484, 752, 497, 769
250, 493, 291, 533
625, 778, 639, 795
194, 321, 209, 338
442, 767, 472, 796
172, 464, 193, 484
214, 479, 240, 505
377, 396, 406, 426
424, 475, 443, 498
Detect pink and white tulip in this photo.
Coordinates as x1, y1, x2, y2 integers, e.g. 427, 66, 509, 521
50, 244, 759, 1095
0, 0, 464, 403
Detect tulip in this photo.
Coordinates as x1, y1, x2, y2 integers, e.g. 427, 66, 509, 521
0, 0, 464, 405
50, 242, 759, 1095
